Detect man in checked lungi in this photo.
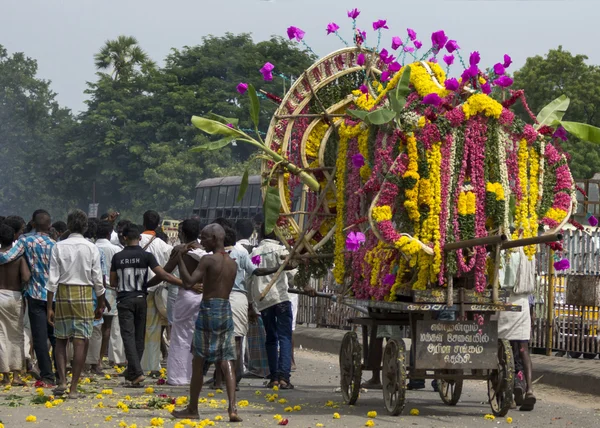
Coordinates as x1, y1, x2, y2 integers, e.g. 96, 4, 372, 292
172, 224, 243, 423
46, 210, 107, 398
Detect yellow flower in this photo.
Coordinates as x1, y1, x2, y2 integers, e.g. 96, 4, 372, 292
220, 399, 226, 404
119, 422, 128, 428
316, 424, 324, 428
267, 396, 276, 402
145, 387, 155, 394
96, 402, 104, 408
82, 377, 91, 384
96, 394, 103, 399
272, 385, 279, 391
409, 408, 420, 416
130, 425, 137, 428
284, 406, 293, 413
273, 414, 283, 420
479, 76, 487, 85
3, 385, 10, 391
207, 392, 214, 397
255, 390, 262, 395
237, 400, 249, 408
35, 387, 44, 396
278, 398, 287, 404
51, 399, 63, 406
176, 396, 188, 406
325, 400, 334, 407
462, 93, 502, 119
506, 416, 513, 424
365, 420, 375, 427
293, 405, 302, 411
372, 205, 393, 223
215, 388, 223, 394
105, 416, 113, 422
333, 413, 340, 419
418, 116, 426, 128
0, 423, 4, 428
124, 395, 131, 400
150, 417, 164, 426
409, 62, 448, 97
215, 415, 223, 421
105, 374, 111, 380
45, 401, 54, 408
174, 424, 185, 428
164, 404, 175, 413
26, 415, 37, 422
367, 411, 377, 418
484, 414, 495, 420
199, 397, 208, 403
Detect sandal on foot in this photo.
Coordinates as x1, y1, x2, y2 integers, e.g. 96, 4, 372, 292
520, 392, 536, 411
265, 381, 279, 389
52, 386, 67, 396
279, 381, 294, 390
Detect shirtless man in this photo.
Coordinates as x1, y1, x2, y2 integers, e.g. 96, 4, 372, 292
0, 224, 31, 385
172, 224, 242, 423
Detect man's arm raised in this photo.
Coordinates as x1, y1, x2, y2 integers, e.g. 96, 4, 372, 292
0, 238, 25, 264
178, 252, 207, 290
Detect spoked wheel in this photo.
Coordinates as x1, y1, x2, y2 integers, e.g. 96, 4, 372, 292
382, 339, 406, 416
437, 371, 464, 405
488, 339, 514, 417
339, 331, 362, 405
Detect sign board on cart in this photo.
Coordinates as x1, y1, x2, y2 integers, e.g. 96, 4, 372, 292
414, 320, 498, 370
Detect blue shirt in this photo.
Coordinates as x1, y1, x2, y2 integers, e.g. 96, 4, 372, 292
229, 245, 256, 294
0, 234, 55, 301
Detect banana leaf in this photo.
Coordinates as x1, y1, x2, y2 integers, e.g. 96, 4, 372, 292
536, 95, 570, 129
263, 186, 281, 235
560, 121, 600, 144
189, 137, 235, 152
237, 168, 249, 202
248, 84, 260, 128
191, 115, 241, 137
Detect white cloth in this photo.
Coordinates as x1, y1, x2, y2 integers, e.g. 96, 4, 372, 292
108, 314, 126, 364
46, 233, 105, 296
23, 299, 32, 360
85, 324, 103, 365
167, 289, 203, 385
96, 239, 122, 316
290, 293, 298, 331
249, 239, 297, 312
497, 293, 531, 341
230, 291, 249, 337
0, 290, 24, 372
167, 284, 179, 325
110, 231, 121, 248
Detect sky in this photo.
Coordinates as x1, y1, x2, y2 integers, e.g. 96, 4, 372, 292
1, 0, 598, 113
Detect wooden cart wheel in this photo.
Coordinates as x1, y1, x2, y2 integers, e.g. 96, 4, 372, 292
382, 339, 406, 416
437, 372, 463, 406
339, 331, 362, 405
487, 339, 514, 417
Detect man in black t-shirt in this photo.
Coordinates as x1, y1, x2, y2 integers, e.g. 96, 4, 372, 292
110, 224, 182, 385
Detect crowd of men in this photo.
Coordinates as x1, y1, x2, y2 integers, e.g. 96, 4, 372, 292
0, 208, 314, 422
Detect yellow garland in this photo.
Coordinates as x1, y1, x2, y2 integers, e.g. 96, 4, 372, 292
394, 235, 421, 255
403, 134, 421, 223
458, 191, 467, 216
417, 116, 426, 128
333, 123, 353, 283
512, 139, 529, 242
372, 71, 404, 106
486, 182, 505, 201
462, 94, 503, 119
525, 146, 540, 258
357, 127, 371, 181
352, 90, 377, 111
372, 205, 393, 222
466, 192, 476, 215
306, 121, 329, 159
388, 257, 408, 300
428, 142, 442, 282
544, 207, 568, 224
409, 62, 449, 97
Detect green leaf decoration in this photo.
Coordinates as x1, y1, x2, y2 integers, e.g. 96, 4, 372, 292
206, 112, 239, 127
191, 115, 240, 137
536, 95, 570, 129
263, 186, 281, 235
248, 84, 260, 128
395, 65, 412, 105
560, 121, 600, 144
346, 109, 370, 122
189, 137, 235, 152
237, 168, 249, 202
366, 109, 396, 125
388, 91, 402, 114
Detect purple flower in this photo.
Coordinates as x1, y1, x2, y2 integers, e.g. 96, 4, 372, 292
493, 75, 513, 88
347, 8, 360, 19
355, 28, 367, 44
461, 65, 479, 81
503, 54, 512, 68
251, 255, 261, 266
481, 82, 491, 95
381, 71, 390, 82
444, 78, 459, 91
357, 53, 366, 66
388, 62, 401, 73
236, 82, 248, 94
431, 30, 448, 53
553, 126, 568, 141
260, 62, 275, 81
226, 123, 234, 128
407, 28, 417, 41
469, 51, 481, 66
326, 22, 340, 35
429, 57, 438, 63
373, 19, 389, 30
352, 153, 365, 168
379, 49, 394, 64
391, 36, 403, 50
286, 26, 305, 42
383, 274, 396, 286
445, 39, 459, 53
414, 40, 423, 49
443, 54, 454, 66
588, 213, 599, 227
359, 84, 368, 94
493, 63, 505, 75
554, 258, 570, 271
403, 46, 415, 53
346, 231, 366, 252
422, 93, 442, 106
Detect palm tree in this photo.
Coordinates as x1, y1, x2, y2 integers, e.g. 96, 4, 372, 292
94, 35, 154, 80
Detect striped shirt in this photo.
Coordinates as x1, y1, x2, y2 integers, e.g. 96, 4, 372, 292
0, 233, 55, 300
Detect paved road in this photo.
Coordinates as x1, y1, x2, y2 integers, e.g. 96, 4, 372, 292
1, 349, 599, 427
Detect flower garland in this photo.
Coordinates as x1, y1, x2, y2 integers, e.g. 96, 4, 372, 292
462, 94, 503, 119
409, 62, 448, 97
427, 142, 442, 282
357, 127, 371, 181
403, 134, 421, 225
525, 145, 540, 257
306, 121, 329, 158
512, 139, 530, 241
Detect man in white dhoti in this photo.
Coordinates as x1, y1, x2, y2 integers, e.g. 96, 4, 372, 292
0, 224, 30, 385
147, 219, 204, 385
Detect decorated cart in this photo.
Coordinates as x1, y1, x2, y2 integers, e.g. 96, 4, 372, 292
189, 8, 600, 417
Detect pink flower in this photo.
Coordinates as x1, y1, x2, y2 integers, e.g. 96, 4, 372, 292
226, 123, 234, 128
445, 39, 459, 53
352, 153, 365, 168
236, 82, 248, 94
260, 62, 274, 81
326, 22, 339, 35
545, 143, 562, 165
346, 232, 366, 252
286, 26, 305, 42
589, 214, 599, 227
553, 192, 572, 211
503, 54, 513, 68
481, 82, 491, 95
443, 54, 454, 66
407, 28, 417, 41
431, 30, 448, 52
414, 40, 423, 49
347, 8, 360, 19
251, 255, 261, 266
493, 63, 505, 75
422, 93, 442, 106
388, 62, 401, 72
383, 274, 396, 286
494, 75, 513, 88
523, 124, 538, 143
381, 71, 390, 82
553, 126, 568, 141
499, 108, 515, 126
469, 51, 481, 66
380, 48, 393, 64
373, 19, 389, 30
554, 258, 570, 271
359, 84, 368, 94
429, 57, 438, 63
391, 36, 403, 50
357, 53, 366, 66
445, 78, 459, 91
403, 46, 415, 53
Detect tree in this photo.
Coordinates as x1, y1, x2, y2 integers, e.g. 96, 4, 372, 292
94, 35, 154, 81
513, 46, 600, 178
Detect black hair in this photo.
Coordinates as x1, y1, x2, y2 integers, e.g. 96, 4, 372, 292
97, 221, 113, 240
235, 219, 254, 240
0, 224, 15, 246
84, 218, 99, 240
198, 223, 207, 233
116, 219, 132, 231
212, 217, 233, 229
181, 219, 200, 243
223, 226, 237, 247
5, 216, 25, 235
67, 209, 88, 234
100, 213, 109, 220
34, 211, 52, 231
253, 213, 264, 225
31, 209, 49, 222
52, 221, 67, 235
122, 224, 141, 240
143, 210, 160, 230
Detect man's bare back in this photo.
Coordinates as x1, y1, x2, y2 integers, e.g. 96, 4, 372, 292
0, 251, 28, 292
195, 252, 237, 300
